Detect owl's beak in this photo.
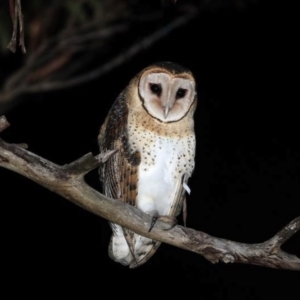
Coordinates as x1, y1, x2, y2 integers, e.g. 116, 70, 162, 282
164, 106, 170, 119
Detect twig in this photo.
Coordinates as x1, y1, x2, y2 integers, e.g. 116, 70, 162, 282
16, 0, 26, 53
7, 0, 18, 53
266, 217, 300, 248
63, 150, 118, 176
0, 115, 299, 270
7, 0, 26, 53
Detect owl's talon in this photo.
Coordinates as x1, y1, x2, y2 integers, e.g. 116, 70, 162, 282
148, 213, 177, 232
148, 211, 159, 232
161, 216, 177, 231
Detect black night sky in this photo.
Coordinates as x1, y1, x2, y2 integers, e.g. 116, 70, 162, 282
0, 1, 299, 298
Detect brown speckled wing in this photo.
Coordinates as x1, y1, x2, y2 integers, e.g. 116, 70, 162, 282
98, 92, 141, 207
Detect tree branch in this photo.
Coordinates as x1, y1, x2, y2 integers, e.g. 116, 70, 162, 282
0, 115, 299, 270
7, 0, 26, 53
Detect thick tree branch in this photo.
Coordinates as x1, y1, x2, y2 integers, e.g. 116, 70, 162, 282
0, 115, 299, 270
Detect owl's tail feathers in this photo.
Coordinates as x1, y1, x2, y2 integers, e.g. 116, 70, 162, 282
129, 236, 161, 269
108, 224, 162, 268
108, 223, 132, 266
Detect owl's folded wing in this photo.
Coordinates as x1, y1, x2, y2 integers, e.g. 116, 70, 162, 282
98, 92, 141, 207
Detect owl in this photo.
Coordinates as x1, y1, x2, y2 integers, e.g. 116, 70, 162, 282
98, 61, 197, 268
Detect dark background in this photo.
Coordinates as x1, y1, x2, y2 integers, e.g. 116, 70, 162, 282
0, 1, 299, 298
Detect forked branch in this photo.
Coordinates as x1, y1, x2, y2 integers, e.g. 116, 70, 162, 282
0, 116, 299, 270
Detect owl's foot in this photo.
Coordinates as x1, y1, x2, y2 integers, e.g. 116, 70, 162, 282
148, 211, 177, 232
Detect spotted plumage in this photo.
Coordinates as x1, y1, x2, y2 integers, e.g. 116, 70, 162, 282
98, 62, 197, 267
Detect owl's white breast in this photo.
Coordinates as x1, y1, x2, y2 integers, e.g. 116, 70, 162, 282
135, 133, 195, 216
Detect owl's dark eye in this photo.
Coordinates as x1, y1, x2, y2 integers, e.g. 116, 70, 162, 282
176, 88, 187, 99
149, 83, 162, 96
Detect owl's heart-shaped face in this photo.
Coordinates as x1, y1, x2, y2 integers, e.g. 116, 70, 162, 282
138, 71, 196, 122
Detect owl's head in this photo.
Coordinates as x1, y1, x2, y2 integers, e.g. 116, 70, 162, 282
137, 62, 197, 123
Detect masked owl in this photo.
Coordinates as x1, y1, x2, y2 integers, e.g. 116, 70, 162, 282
98, 61, 197, 268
